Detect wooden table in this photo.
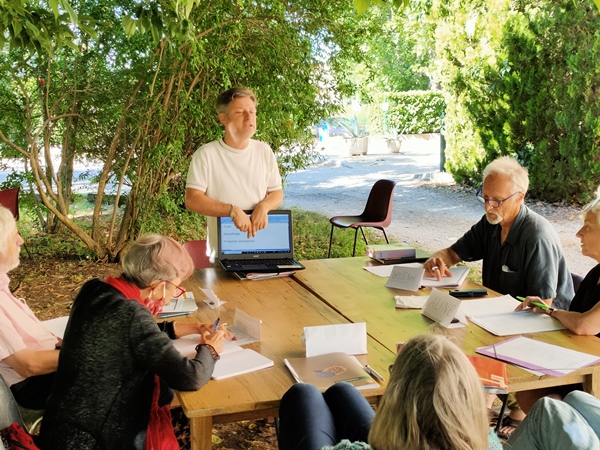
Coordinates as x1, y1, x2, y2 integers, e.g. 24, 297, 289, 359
293, 257, 600, 396
177, 267, 395, 450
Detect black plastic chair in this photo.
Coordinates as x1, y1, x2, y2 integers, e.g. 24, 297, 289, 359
327, 179, 397, 257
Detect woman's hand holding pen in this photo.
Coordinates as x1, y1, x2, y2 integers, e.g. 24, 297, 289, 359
515, 295, 554, 314
194, 322, 236, 339
200, 329, 227, 353
197, 322, 236, 354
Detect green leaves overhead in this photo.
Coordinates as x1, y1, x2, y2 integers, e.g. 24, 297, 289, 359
0, 0, 95, 55
0, 0, 365, 259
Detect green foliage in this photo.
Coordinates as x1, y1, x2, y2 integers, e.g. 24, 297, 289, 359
385, 91, 445, 134
351, 6, 433, 96
0, 0, 367, 260
434, 0, 600, 200
329, 117, 368, 138
0, 0, 95, 55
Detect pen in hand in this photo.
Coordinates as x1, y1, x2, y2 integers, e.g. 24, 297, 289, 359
213, 317, 221, 332
516, 296, 554, 312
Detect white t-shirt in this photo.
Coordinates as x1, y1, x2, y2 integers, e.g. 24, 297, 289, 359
186, 138, 282, 256
0, 273, 58, 386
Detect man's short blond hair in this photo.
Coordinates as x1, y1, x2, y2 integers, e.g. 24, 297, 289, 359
216, 87, 257, 114
483, 156, 529, 193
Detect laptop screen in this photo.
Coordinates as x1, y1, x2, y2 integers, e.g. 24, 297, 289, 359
218, 210, 293, 258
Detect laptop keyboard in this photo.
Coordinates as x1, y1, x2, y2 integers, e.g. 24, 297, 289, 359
225, 258, 298, 267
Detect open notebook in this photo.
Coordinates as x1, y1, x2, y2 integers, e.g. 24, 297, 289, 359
173, 336, 273, 380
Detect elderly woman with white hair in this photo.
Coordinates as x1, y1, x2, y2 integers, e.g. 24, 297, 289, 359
515, 185, 600, 414
39, 234, 232, 450
520, 185, 600, 334
0, 205, 60, 409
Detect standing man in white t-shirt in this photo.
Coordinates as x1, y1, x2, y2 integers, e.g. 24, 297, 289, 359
185, 87, 283, 258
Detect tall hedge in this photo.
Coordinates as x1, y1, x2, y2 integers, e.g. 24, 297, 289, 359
385, 91, 445, 134
434, 0, 600, 202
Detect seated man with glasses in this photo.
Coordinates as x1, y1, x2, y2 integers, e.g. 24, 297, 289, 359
423, 156, 573, 309
423, 156, 574, 437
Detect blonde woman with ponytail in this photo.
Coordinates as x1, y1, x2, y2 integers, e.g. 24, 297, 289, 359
278, 334, 502, 450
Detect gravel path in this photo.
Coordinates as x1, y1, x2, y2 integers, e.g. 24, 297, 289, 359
282, 135, 594, 277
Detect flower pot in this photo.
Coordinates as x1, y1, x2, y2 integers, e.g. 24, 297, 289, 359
347, 136, 368, 155
387, 139, 402, 153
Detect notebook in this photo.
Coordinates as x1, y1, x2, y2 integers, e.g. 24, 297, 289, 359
217, 209, 305, 273
284, 352, 379, 391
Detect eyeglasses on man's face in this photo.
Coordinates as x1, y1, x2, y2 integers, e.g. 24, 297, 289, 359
163, 280, 186, 299
476, 188, 521, 208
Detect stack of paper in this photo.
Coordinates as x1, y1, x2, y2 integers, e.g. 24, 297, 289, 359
366, 243, 416, 259
368, 264, 469, 290
157, 293, 197, 318
476, 336, 600, 377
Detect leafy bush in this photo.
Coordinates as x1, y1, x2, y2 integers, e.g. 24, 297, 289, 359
385, 91, 446, 135
434, 0, 600, 201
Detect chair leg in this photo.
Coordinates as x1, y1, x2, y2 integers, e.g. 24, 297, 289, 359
328, 224, 334, 258
359, 227, 368, 246
381, 228, 390, 244
352, 227, 359, 257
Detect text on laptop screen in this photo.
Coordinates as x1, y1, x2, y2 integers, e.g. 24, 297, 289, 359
220, 214, 291, 255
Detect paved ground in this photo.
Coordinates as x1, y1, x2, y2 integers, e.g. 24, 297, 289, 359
282, 135, 594, 277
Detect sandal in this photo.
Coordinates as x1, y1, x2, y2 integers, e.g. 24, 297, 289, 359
488, 408, 500, 427
497, 415, 522, 439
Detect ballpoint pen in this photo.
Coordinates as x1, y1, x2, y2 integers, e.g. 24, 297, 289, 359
156, 311, 190, 318
213, 317, 221, 332
516, 296, 554, 312
364, 364, 385, 382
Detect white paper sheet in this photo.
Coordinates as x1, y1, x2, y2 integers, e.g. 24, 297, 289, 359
421, 267, 470, 288
161, 294, 197, 313
303, 322, 367, 357
477, 336, 600, 377
459, 294, 521, 318
364, 263, 423, 278
470, 310, 567, 336
42, 316, 69, 338
395, 295, 428, 309
200, 288, 226, 309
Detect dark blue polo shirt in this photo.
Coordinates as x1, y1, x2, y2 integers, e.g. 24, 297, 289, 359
452, 205, 574, 309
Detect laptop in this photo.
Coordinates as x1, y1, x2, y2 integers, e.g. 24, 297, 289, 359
217, 210, 305, 273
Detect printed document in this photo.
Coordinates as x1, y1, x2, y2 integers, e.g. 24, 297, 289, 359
470, 310, 566, 336
476, 336, 600, 377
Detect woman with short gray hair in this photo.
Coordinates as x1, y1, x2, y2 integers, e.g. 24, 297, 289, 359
40, 234, 232, 449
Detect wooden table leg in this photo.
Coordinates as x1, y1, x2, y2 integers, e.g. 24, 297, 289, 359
583, 367, 600, 398
190, 416, 213, 450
